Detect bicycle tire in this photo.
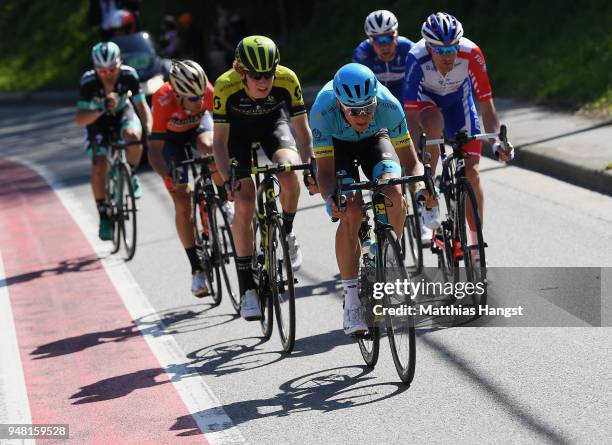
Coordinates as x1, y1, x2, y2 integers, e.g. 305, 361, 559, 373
212, 197, 240, 313
357, 260, 380, 368
380, 228, 416, 385
268, 216, 296, 353
106, 161, 121, 254
118, 163, 137, 260
205, 200, 223, 307
253, 216, 273, 339
402, 187, 424, 274
457, 181, 487, 307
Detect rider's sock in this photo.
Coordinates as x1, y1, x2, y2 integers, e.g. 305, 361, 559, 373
282, 211, 296, 234
342, 279, 360, 307
185, 246, 201, 274
236, 256, 255, 296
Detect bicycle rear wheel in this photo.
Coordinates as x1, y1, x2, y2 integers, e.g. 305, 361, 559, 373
268, 216, 296, 353
253, 216, 273, 339
456, 181, 487, 307
118, 164, 137, 260
212, 197, 240, 313
402, 187, 423, 273
357, 261, 380, 368
380, 228, 416, 385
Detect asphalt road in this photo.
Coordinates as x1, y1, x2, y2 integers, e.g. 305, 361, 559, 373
1, 105, 611, 444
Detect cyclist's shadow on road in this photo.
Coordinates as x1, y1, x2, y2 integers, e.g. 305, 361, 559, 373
170, 365, 408, 437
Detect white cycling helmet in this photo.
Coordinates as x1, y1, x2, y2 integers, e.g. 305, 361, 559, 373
91, 41, 121, 68
364, 10, 398, 36
169, 60, 208, 96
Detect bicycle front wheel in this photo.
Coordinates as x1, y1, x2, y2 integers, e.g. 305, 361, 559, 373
268, 216, 296, 353
380, 228, 416, 385
357, 261, 380, 368
402, 187, 423, 273
457, 181, 487, 307
212, 197, 240, 312
118, 164, 137, 260
253, 216, 273, 339
105, 161, 121, 254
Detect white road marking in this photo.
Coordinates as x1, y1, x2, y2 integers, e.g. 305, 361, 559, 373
0, 250, 36, 445
9, 157, 246, 445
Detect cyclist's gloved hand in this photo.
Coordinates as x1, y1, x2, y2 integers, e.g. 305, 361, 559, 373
493, 140, 514, 162
303, 158, 319, 195
105, 92, 119, 113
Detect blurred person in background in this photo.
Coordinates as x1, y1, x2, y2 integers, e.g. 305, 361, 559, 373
159, 15, 179, 58
88, 0, 141, 40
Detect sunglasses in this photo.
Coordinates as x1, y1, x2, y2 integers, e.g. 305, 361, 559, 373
372, 34, 394, 45
429, 44, 459, 55
342, 98, 377, 116
246, 71, 275, 80
97, 66, 119, 76
176, 93, 203, 102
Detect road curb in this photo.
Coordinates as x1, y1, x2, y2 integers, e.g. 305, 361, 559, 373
512, 147, 612, 195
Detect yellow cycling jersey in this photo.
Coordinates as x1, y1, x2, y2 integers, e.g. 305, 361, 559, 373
213, 65, 306, 125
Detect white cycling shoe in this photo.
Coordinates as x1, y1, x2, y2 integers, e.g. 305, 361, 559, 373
418, 202, 442, 230
240, 289, 262, 321
343, 302, 368, 336
420, 224, 434, 246
191, 270, 211, 298
286, 232, 302, 271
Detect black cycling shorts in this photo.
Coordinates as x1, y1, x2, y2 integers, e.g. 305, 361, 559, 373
332, 129, 402, 182
228, 118, 297, 179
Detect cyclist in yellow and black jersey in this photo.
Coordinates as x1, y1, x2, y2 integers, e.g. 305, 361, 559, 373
213, 35, 315, 321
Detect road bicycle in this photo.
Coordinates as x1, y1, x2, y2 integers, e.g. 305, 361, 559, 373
333, 166, 435, 384
421, 125, 509, 307
230, 147, 310, 353
171, 149, 239, 309
94, 128, 139, 260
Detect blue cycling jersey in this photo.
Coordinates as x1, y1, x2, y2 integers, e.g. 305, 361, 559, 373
309, 80, 411, 159
352, 36, 414, 101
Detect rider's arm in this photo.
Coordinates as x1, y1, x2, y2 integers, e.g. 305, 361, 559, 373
468, 44, 499, 143
291, 114, 313, 163
308, 94, 335, 200
479, 98, 500, 141
401, 53, 426, 151
76, 71, 104, 127
212, 123, 231, 182
148, 139, 166, 177
133, 99, 153, 135
315, 156, 336, 201
386, 97, 421, 177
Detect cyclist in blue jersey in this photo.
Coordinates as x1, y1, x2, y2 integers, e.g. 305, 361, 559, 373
310, 63, 424, 335
352, 10, 414, 101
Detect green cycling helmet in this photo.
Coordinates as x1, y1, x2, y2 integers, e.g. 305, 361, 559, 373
235, 35, 280, 74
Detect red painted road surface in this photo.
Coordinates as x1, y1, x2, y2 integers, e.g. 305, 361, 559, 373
0, 160, 208, 444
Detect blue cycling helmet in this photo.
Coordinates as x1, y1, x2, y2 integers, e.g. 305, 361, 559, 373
333, 63, 378, 106
421, 12, 464, 46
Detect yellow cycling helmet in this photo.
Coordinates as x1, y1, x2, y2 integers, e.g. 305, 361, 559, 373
235, 35, 280, 74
